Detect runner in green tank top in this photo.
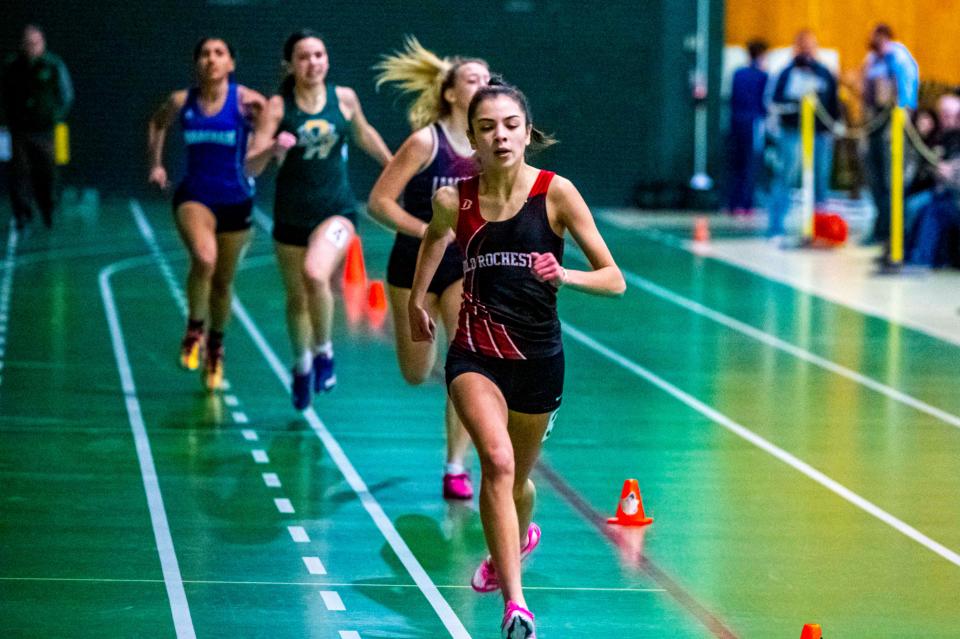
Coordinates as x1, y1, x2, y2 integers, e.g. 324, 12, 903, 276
274, 78, 356, 229
247, 29, 392, 410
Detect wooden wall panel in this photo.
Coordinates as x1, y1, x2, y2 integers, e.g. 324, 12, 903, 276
726, 0, 960, 84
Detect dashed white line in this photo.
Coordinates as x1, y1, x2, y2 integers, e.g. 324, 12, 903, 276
288, 526, 310, 543
274, 498, 294, 514
252, 450, 269, 464
133, 202, 470, 638
242, 430, 258, 441
232, 412, 249, 424
262, 473, 281, 488
302, 556, 326, 575
320, 590, 345, 611
224, 395, 239, 407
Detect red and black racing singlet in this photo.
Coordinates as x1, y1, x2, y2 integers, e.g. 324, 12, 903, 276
453, 170, 564, 360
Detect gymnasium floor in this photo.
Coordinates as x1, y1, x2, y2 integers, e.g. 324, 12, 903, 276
1, 194, 958, 638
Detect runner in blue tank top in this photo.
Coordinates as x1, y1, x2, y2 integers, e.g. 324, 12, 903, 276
147, 37, 268, 391
409, 81, 626, 639
247, 30, 391, 410
369, 38, 490, 501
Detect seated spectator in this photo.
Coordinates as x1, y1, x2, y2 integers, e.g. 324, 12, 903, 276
907, 95, 960, 267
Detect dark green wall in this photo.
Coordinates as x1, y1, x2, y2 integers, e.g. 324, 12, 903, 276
2, 1, 724, 207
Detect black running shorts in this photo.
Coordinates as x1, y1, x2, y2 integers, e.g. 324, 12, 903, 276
445, 343, 564, 414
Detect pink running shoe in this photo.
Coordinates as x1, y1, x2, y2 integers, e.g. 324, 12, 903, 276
501, 601, 536, 638
471, 523, 541, 593
443, 472, 474, 500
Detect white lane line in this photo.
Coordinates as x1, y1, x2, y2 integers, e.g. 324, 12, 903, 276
274, 498, 295, 514
0, 226, 18, 389
288, 526, 310, 543
232, 412, 249, 424
224, 395, 239, 407
339, 632, 361, 639
320, 590, 346, 611
130, 200, 188, 315
252, 450, 269, 464
242, 429, 259, 441
232, 298, 472, 637
562, 321, 960, 568
139, 202, 471, 638
262, 473, 281, 488
99, 258, 196, 639
567, 244, 960, 433
303, 556, 326, 575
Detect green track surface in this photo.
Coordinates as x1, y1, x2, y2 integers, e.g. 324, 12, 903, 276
1, 198, 957, 638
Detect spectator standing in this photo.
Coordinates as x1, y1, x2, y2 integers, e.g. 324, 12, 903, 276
767, 29, 839, 240
1, 25, 73, 230
726, 38, 769, 216
861, 23, 919, 255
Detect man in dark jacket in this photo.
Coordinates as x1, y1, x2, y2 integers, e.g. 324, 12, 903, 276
766, 29, 839, 240
1, 25, 73, 229
726, 39, 769, 216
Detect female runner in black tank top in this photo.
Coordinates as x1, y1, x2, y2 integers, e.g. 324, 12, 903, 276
408, 82, 625, 638
368, 38, 489, 501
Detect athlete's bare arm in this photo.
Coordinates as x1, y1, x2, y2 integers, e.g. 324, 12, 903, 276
535, 176, 625, 296
337, 86, 392, 167
409, 185, 459, 341
367, 126, 435, 238
246, 95, 287, 177
147, 90, 187, 189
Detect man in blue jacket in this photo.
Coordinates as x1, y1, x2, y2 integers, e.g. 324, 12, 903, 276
767, 29, 839, 241
727, 39, 769, 216
2, 25, 73, 230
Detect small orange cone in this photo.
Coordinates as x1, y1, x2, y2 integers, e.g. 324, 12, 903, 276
607, 478, 653, 526
800, 623, 822, 639
342, 235, 367, 289
367, 280, 388, 329
693, 216, 710, 242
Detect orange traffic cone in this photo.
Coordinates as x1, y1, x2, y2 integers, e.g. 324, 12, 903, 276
693, 216, 710, 242
800, 624, 822, 639
342, 235, 367, 289
367, 280, 388, 329
607, 478, 653, 526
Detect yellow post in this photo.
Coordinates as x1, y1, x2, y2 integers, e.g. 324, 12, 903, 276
801, 94, 815, 241
54, 122, 70, 165
889, 107, 905, 265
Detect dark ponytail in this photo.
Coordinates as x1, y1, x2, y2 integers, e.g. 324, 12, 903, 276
467, 77, 557, 150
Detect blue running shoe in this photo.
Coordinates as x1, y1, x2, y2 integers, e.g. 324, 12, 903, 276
291, 368, 312, 411
313, 353, 336, 392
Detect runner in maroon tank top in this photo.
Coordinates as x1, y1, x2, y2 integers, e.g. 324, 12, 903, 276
408, 80, 625, 639
368, 38, 490, 501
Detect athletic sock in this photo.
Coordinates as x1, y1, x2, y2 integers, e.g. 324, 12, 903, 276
295, 351, 313, 375
207, 330, 224, 352
314, 341, 333, 358
187, 318, 205, 333
445, 462, 466, 475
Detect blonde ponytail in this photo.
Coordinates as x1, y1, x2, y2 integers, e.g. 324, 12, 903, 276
375, 36, 488, 130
